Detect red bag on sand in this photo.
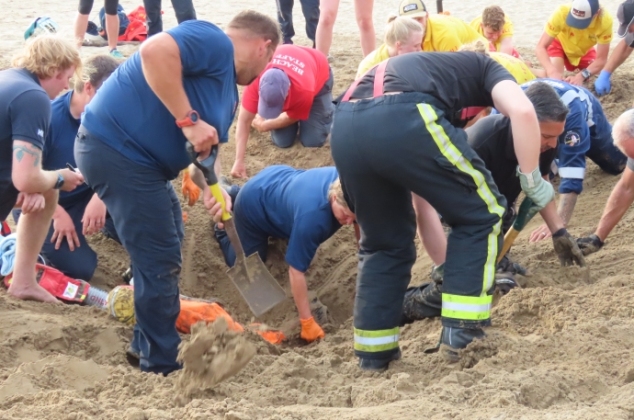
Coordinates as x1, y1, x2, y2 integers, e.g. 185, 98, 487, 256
3, 264, 90, 304
118, 6, 148, 42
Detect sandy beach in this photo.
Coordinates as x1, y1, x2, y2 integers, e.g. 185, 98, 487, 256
2, 0, 634, 419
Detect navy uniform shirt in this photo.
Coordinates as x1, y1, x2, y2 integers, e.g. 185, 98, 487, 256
0, 68, 50, 220
238, 166, 341, 272
44, 91, 91, 206
82, 20, 239, 179
520, 79, 615, 194
466, 114, 557, 207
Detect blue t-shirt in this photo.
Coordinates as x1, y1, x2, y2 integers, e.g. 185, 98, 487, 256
238, 166, 341, 272
0, 68, 50, 183
44, 91, 91, 205
82, 20, 239, 179
520, 79, 611, 194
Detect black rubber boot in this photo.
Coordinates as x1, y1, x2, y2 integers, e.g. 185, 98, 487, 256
440, 326, 485, 363
358, 349, 402, 372
401, 282, 442, 325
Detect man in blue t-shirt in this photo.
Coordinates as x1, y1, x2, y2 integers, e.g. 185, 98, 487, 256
517, 79, 627, 241
192, 165, 356, 343
13, 55, 120, 281
74, 12, 281, 375
0, 36, 84, 303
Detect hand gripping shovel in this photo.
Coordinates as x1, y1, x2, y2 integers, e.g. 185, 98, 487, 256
186, 143, 287, 317
497, 197, 540, 263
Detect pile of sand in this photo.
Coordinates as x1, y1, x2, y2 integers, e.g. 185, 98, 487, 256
3, 0, 634, 419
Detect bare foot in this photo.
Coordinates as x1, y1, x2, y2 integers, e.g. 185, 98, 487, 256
8, 282, 61, 304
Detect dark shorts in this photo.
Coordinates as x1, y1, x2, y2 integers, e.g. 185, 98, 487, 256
0, 179, 19, 221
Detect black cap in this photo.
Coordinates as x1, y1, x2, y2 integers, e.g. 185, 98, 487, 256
617, 0, 634, 37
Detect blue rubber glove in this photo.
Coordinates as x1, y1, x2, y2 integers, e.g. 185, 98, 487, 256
517, 166, 555, 210
594, 70, 612, 96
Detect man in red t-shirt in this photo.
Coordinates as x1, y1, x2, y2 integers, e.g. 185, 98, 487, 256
231, 45, 333, 179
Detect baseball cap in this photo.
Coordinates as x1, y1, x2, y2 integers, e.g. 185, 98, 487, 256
398, 0, 428, 18
566, 0, 600, 29
258, 68, 290, 120
617, 0, 634, 37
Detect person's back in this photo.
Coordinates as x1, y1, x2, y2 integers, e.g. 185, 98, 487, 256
424, 15, 484, 52
82, 20, 238, 179
239, 166, 340, 254
489, 52, 535, 84
0, 68, 50, 219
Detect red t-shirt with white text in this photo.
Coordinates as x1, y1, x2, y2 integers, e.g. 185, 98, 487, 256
242, 45, 330, 121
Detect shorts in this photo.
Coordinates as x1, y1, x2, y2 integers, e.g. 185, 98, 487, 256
0, 179, 19, 221
547, 38, 596, 71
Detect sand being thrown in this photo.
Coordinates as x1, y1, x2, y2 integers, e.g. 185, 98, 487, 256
176, 318, 256, 399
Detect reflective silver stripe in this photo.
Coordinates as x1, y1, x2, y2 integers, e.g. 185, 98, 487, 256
354, 334, 399, 346
560, 89, 594, 127
558, 167, 585, 179
442, 301, 492, 314
550, 160, 559, 176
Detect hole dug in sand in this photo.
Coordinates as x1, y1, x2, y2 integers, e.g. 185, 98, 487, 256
176, 317, 256, 399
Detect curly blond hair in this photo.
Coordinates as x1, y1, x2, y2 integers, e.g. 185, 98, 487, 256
12, 34, 81, 79
459, 39, 489, 55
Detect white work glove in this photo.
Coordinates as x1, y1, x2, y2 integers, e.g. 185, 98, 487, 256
517, 166, 555, 210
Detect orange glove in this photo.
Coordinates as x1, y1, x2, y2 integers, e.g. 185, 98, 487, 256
300, 317, 325, 342
181, 170, 201, 206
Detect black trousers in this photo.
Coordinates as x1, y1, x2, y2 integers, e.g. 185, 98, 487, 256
143, 0, 196, 36
276, 0, 319, 45
331, 93, 506, 361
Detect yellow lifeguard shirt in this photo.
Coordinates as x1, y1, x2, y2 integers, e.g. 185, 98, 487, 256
489, 52, 535, 84
356, 44, 390, 78
544, 5, 613, 66
423, 15, 485, 52
470, 15, 514, 52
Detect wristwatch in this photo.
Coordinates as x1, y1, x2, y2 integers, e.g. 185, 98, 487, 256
175, 110, 200, 128
53, 173, 64, 189
581, 69, 591, 80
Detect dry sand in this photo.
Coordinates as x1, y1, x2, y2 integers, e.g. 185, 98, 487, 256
3, 0, 634, 419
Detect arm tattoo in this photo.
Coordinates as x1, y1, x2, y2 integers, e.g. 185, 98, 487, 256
13, 144, 41, 167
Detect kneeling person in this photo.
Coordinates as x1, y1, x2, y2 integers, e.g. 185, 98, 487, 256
13, 55, 120, 280
232, 45, 333, 179
195, 165, 355, 342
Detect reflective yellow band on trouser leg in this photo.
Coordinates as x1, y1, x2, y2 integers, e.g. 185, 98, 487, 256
354, 327, 400, 352
415, 103, 505, 308
441, 293, 492, 321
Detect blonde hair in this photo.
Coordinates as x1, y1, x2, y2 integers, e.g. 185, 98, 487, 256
385, 15, 423, 49
459, 39, 489, 55
74, 54, 120, 92
482, 5, 505, 32
12, 34, 81, 80
328, 178, 349, 209
613, 109, 634, 155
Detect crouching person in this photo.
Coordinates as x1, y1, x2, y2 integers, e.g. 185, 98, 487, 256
0, 35, 84, 302
13, 54, 120, 280
193, 165, 355, 342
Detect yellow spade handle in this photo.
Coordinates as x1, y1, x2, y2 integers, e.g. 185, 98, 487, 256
209, 183, 232, 222
497, 228, 519, 264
